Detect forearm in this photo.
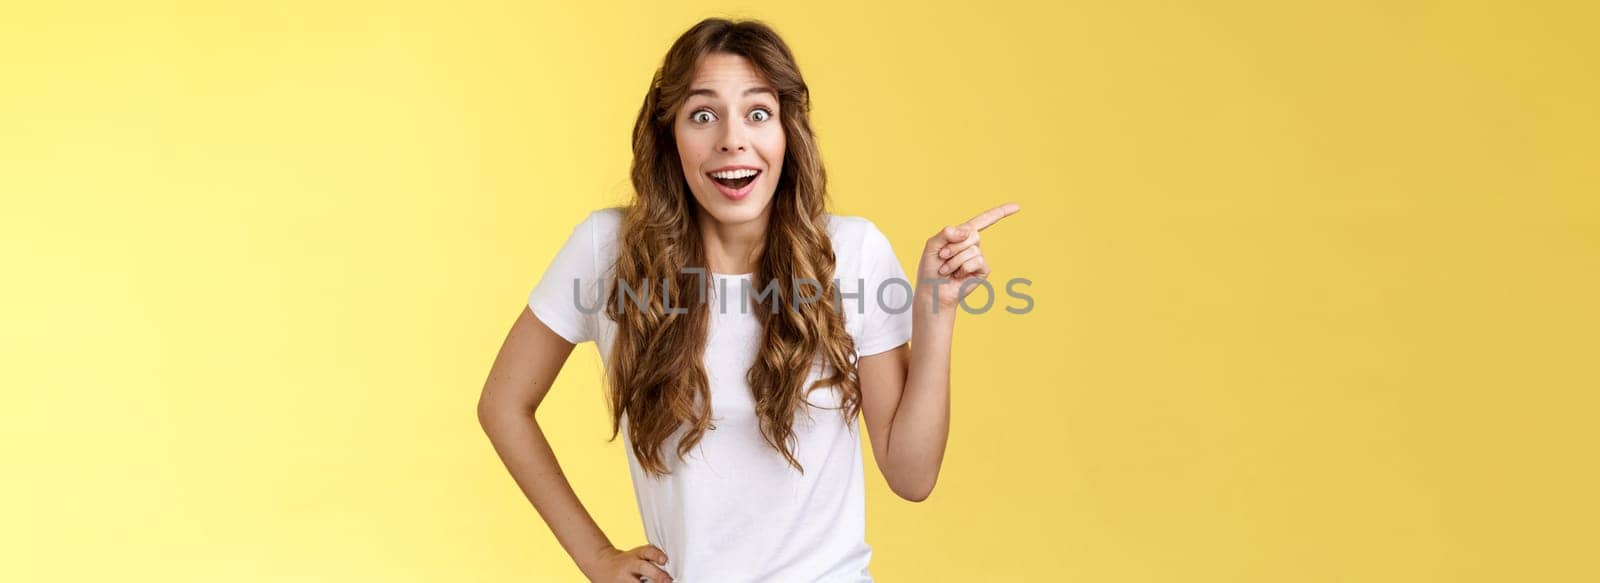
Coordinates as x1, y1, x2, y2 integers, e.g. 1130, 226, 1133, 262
883, 289, 957, 499
479, 405, 614, 577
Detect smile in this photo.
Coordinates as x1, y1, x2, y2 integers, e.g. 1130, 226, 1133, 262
706, 168, 761, 200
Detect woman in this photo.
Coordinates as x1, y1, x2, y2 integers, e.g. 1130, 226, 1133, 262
478, 17, 1018, 583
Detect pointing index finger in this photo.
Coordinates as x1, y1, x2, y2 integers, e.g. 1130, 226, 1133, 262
961, 202, 1022, 232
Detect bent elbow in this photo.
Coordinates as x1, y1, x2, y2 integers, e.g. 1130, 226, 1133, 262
891, 479, 936, 503
476, 396, 496, 428
477, 393, 537, 429
476, 394, 512, 429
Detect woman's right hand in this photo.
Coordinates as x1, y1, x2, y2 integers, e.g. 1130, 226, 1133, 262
582, 544, 674, 583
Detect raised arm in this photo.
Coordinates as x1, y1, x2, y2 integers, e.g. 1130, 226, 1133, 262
477, 306, 673, 582
858, 203, 1021, 503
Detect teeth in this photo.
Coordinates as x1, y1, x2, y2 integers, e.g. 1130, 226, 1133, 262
711, 169, 759, 179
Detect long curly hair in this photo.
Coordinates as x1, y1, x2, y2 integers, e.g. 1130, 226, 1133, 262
603, 18, 859, 478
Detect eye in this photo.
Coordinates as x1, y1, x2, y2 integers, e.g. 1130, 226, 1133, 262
690, 109, 716, 124
748, 107, 773, 122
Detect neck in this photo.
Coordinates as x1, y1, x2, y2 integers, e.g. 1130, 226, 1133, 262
697, 205, 771, 275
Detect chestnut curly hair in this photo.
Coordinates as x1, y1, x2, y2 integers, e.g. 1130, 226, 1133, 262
603, 18, 859, 477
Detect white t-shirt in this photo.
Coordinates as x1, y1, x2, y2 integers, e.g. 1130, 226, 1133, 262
527, 208, 914, 582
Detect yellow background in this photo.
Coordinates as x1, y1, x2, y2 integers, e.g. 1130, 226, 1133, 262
3, 1, 1596, 581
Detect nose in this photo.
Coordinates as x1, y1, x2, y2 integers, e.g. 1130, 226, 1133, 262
716, 120, 747, 153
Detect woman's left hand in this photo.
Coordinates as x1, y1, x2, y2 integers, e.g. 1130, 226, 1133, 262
915, 202, 1021, 312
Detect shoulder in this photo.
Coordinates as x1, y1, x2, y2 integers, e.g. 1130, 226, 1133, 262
588, 208, 624, 270
825, 213, 890, 249
571, 207, 625, 249
553, 207, 624, 243
547, 207, 624, 276
825, 213, 900, 279
578, 206, 624, 235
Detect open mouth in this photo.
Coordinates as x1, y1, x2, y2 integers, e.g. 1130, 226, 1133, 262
716, 175, 758, 188
713, 168, 761, 188
710, 168, 764, 200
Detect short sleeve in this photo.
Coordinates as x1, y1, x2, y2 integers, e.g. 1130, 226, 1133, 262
854, 221, 914, 357
527, 213, 601, 344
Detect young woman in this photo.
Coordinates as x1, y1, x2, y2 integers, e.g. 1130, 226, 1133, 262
478, 18, 1018, 583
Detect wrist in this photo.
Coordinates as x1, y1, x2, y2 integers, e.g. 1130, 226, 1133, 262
577, 544, 618, 578
912, 288, 959, 324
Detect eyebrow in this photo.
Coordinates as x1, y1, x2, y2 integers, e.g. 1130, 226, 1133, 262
686, 86, 776, 99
